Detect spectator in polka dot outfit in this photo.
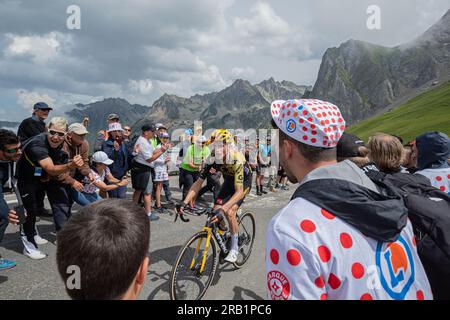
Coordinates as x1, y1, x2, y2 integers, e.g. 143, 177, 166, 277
266, 99, 431, 300
413, 132, 450, 195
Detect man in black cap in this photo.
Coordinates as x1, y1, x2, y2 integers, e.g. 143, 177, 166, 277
336, 133, 378, 171
17, 102, 54, 218
131, 124, 170, 221
17, 102, 53, 142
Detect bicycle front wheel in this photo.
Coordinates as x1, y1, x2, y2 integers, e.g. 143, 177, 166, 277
234, 212, 256, 268
170, 231, 218, 300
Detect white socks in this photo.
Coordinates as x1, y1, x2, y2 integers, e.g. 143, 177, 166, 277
231, 234, 239, 251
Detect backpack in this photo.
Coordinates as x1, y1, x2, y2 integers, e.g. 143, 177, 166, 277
366, 171, 450, 300
127, 134, 139, 169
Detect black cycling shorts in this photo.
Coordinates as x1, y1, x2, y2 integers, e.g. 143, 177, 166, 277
215, 172, 253, 208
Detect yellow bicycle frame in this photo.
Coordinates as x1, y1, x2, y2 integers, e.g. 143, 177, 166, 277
190, 227, 226, 274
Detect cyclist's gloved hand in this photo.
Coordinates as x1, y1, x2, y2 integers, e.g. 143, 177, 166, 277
175, 203, 184, 213
210, 208, 225, 225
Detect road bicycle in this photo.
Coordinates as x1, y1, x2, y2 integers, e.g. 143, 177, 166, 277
170, 206, 256, 300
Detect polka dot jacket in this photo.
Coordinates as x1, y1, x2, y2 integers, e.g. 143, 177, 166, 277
265, 197, 432, 300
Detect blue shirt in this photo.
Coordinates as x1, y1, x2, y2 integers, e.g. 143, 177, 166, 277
101, 139, 129, 179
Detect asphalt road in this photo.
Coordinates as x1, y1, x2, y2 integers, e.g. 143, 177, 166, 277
0, 176, 294, 300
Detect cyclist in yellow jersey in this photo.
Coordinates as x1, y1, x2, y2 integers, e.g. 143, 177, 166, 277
178, 129, 253, 263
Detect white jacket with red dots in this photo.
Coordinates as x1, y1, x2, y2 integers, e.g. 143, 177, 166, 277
265, 160, 432, 300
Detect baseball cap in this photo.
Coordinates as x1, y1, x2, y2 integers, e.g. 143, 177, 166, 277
33, 102, 53, 111
68, 123, 89, 135
92, 151, 114, 165
107, 123, 124, 132
141, 124, 156, 132
271, 99, 346, 148
107, 113, 120, 121
160, 132, 170, 139
155, 123, 167, 131
337, 133, 365, 158
184, 129, 194, 136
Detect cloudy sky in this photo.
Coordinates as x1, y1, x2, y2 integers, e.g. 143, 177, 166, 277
0, 0, 448, 121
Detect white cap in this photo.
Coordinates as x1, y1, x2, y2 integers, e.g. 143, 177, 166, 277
68, 123, 89, 135
107, 122, 123, 132
92, 151, 114, 165
155, 123, 167, 130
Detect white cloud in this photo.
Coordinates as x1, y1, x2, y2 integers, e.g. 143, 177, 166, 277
234, 2, 290, 38
152, 63, 226, 98
142, 46, 227, 95
230, 2, 312, 59
16, 89, 55, 111
144, 47, 210, 74
231, 66, 256, 80
5, 32, 72, 64
128, 79, 154, 95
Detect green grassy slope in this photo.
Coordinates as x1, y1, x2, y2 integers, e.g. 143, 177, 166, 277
347, 81, 450, 142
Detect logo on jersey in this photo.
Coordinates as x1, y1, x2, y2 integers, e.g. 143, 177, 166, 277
376, 235, 415, 300
267, 270, 290, 300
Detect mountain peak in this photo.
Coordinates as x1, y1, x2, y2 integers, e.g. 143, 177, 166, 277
340, 38, 378, 50
258, 77, 277, 86
312, 8, 450, 125
154, 93, 184, 105
414, 8, 450, 45
444, 8, 450, 19
231, 79, 252, 87
103, 97, 128, 103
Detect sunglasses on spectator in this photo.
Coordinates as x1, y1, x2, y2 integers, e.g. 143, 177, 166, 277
48, 130, 66, 137
2, 147, 20, 153
124, 128, 131, 132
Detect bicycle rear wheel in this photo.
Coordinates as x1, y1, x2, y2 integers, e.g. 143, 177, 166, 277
233, 212, 256, 268
170, 231, 218, 300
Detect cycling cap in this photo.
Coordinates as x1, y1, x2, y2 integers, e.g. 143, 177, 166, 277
271, 99, 346, 148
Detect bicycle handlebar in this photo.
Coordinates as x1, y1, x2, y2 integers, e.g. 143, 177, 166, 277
174, 204, 190, 223
174, 204, 224, 227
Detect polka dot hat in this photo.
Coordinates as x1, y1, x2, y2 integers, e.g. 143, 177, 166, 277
271, 99, 346, 148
